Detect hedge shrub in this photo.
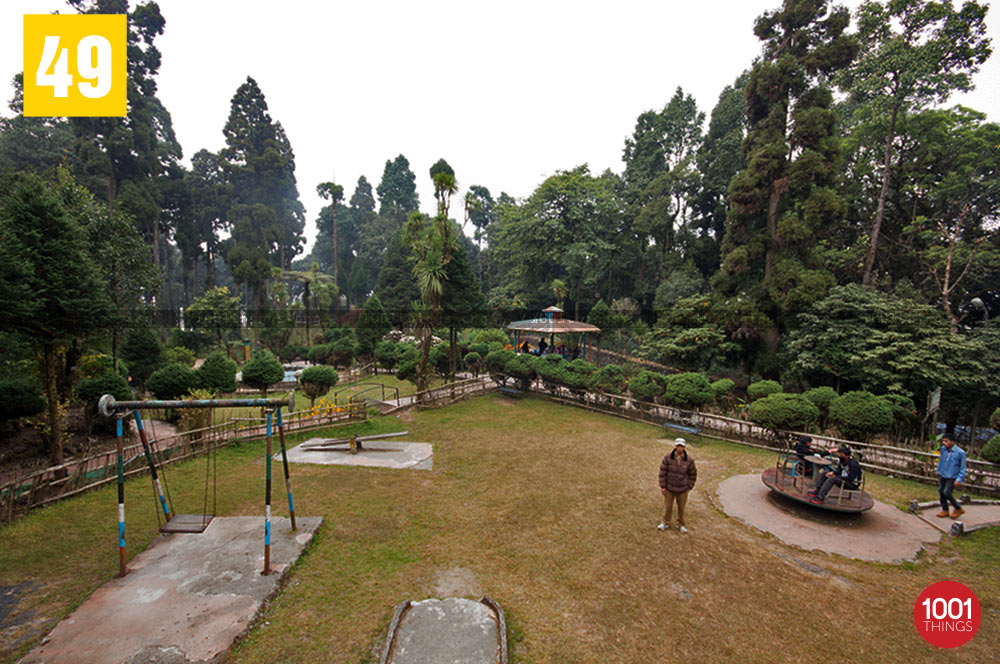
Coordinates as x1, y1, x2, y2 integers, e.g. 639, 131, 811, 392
483, 349, 515, 385
504, 354, 537, 390
829, 390, 894, 441
468, 342, 489, 358
990, 406, 1000, 431
746, 392, 820, 432
983, 435, 1000, 464
241, 349, 284, 394
463, 351, 482, 376
562, 359, 596, 392
197, 351, 238, 393
395, 345, 421, 384
146, 363, 200, 400
711, 378, 735, 400
534, 354, 567, 389
300, 366, 339, 407
280, 344, 309, 362
375, 340, 399, 371
629, 370, 666, 403
163, 346, 196, 367
747, 380, 782, 401
663, 372, 714, 409
589, 364, 626, 395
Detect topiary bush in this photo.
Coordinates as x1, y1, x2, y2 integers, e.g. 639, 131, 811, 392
990, 406, 1000, 431
197, 351, 238, 393
375, 340, 399, 372
747, 379, 782, 401
562, 359, 596, 393
829, 390, 894, 441
804, 386, 838, 412
0, 376, 47, 422
484, 349, 515, 385
162, 346, 196, 367
504, 354, 537, 391
241, 349, 284, 394
146, 363, 200, 400
879, 393, 916, 439
469, 328, 510, 346
77, 353, 128, 380
711, 378, 735, 400
747, 392, 820, 433
533, 354, 567, 391
280, 344, 309, 362
299, 366, 339, 407
74, 371, 131, 435
629, 370, 666, 404
589, 364, 626, 395
308, 344, 329, 365
395, 345, 421, 384
982, 435, 1000, 464
663, 372, 714, 409
468, 342, 489, 358
463, 351, 482, 377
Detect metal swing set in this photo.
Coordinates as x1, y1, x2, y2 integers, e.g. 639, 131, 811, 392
98, 394, 298, 578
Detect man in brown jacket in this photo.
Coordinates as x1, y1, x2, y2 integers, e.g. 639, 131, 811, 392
658, 438, 697, 534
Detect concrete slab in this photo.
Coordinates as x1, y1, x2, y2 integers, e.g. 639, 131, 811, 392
912, 503, 1000, 534
20, 516, 321, 664
383, 598, 503, 664
717, 474, 941, 563
283, 439, 433, 470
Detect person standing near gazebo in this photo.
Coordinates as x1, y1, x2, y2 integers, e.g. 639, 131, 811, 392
658, 438, 697, 534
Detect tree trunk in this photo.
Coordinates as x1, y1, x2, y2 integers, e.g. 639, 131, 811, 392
333, 203, 339, 290
862, 104, 899, 287
764, 178, 787, 286
40, 343, 64, 468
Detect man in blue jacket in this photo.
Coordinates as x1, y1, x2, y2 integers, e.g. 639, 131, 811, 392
936, 433, 967, 518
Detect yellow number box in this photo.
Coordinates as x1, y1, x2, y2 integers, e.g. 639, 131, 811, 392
23, 14, 126, 117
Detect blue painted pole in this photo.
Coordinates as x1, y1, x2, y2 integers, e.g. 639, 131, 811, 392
133, 412, 171, 521
115, 417, 126, 577
264, 411, 272, 575
276, 409, 296, 530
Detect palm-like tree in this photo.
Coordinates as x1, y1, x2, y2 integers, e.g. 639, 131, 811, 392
278, 262, 336, 345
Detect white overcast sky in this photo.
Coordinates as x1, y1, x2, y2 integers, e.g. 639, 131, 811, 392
3, 1, 999, 257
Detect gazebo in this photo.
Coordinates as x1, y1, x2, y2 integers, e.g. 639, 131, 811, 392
506, 306, 602, 362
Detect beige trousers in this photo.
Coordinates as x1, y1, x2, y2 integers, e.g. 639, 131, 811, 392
663, 490, 689, 527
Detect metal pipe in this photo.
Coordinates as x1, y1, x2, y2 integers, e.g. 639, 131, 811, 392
134, 412, 171, 522
115, 418, 127, 577
263, 411, 272, 575
277, 410, 295, 530
98, 394, 294, 416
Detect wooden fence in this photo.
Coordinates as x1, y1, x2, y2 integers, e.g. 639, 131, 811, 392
0, 402, 366, 524
515, 379, 1000, 497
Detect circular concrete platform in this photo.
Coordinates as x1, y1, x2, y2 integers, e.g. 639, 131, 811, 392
283, 439, 433, 470
716, 474, 941, 563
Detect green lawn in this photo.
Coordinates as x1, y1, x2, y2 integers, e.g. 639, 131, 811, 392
1, 395, 996, 663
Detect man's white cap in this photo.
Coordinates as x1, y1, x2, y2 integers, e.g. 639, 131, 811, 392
674, 438, 687, 447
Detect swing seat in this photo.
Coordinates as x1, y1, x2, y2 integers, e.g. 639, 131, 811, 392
160, 513, 214, 534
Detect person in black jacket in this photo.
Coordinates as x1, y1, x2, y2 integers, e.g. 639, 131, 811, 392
794, 434, 821, 477
809, 446, 861, 504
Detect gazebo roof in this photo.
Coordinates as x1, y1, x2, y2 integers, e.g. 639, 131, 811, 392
507, 317, 601, 335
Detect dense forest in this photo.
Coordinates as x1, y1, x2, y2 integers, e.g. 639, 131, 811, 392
2, 0, 999, 467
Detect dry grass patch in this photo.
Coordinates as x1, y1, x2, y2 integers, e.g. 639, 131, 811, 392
1, 395, 997, 664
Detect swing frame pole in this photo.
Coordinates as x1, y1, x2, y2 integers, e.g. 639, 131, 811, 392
276, 409, 296, 530
133, 411, 171, 522
263, 410, 273, 576
115, 416, 127, 578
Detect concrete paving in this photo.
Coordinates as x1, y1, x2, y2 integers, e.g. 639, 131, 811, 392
283, 439, 433, 470
716, 474, 942, 563
912, 503, 1000, 534
384, 599, 502, 664
20, 516, 321, 664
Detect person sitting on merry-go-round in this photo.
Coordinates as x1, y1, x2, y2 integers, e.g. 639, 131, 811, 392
809, 446, 861, 504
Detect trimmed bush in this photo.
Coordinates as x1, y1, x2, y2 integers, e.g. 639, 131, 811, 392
320, 328, 359, 367
78, 353, 128, 380
395, 345, 421, 384
663, 372, 714, 409
629, 370, 666, 403
469, 328, 510, 346
747, 380, 782, 401
747, 392, 820, 432
75, 372, 131, 403
880, 393, 916, 434
982, 435, 1000, 464
241, 349, 284, 394
504, 354, 537, 390
990, 406, 1000, 431
0, 376, 47, 421
463, 351, 482, 376
534, 354, 567, 389
163, 346, 196, 367
588, 364, 626, 395
804, 386, 838, 412
562, 359, 596, 392
711, 378, 736, 400
829, 391, 894, 441
197, 351, 238, 393
146, 363, 199, 400
468, 342, 489, 358
483, 349, 515, 385
375, 340, 399, 371
300, 366, 339, 407
280, 344, 309, 362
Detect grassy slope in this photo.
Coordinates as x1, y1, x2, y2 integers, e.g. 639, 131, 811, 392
1, 395, 996, 663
